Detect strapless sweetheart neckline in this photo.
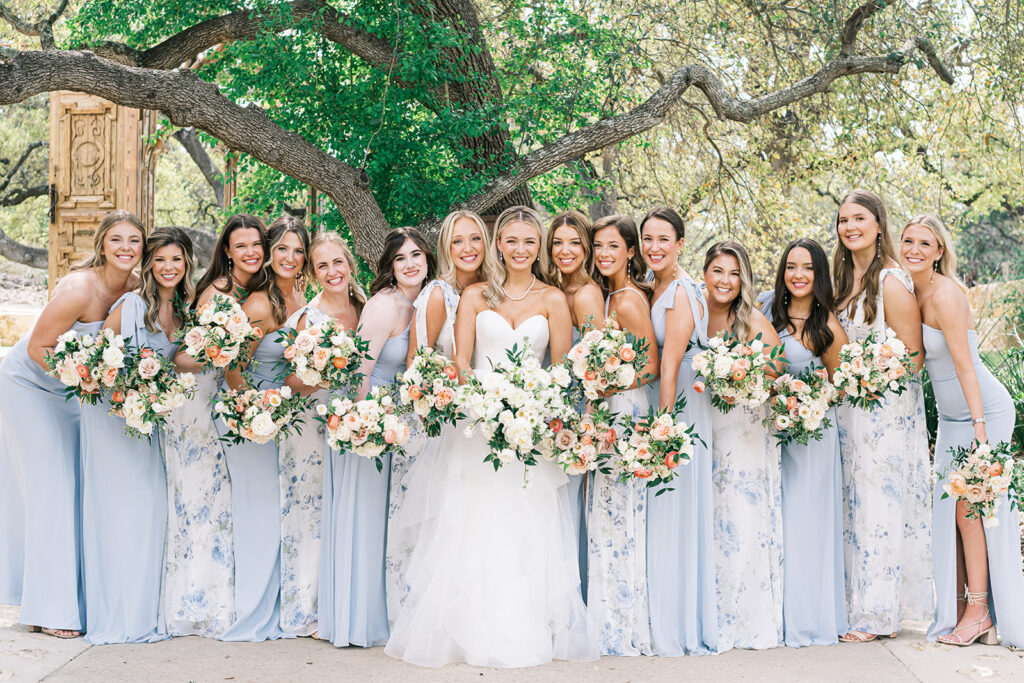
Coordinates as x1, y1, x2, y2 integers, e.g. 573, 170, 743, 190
477, 309, 547, 333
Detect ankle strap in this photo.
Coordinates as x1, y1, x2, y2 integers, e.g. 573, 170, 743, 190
964, 585, 989, 605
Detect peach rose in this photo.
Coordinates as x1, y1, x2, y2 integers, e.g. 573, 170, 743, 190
693, 380, 706, 393
327, 414, 341, 430
619, 347, 636, 363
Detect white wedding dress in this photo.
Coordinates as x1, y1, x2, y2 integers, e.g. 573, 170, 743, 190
384, 310, 598, 668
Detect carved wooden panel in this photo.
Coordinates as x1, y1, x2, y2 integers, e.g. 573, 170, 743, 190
48, 92, 155, 294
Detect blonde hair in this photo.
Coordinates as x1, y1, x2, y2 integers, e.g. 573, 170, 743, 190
73, 210, 147, 271
435, 210, 497, 292
484, 206, 548, 308
832, 189, 898, 325
545, 209, 595, 287
703, 240, 757, 341
902, 214, 967, 292
310, 231, 367, 314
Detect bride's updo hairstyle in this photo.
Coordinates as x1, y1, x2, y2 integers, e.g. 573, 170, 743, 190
703, 240, 757, 341
901, 214, 967, 292
484, 205, 549, 308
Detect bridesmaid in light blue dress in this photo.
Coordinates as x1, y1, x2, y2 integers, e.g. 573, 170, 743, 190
546, 210, 604, 599
640, 206, 718, 656
387, 210, 492, 621
319, 227, 431, 647
218, 216, 311, 642
900, 215, 1024, 649
0, 210, 145, 638
761, 238, 849, 647
80, 228, 195, 644
164, 214, 268, 637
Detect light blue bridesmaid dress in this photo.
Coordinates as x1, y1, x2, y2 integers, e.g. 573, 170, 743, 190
763, 297, 847, 647
217, 331, 287, 642
0, 426, 25, 607
646, 277, 718, 656
0, 317, 102, 631
924, 325, 1024, 648
320, 322, 408, 647
568, 327, 588, 601
80, 293, 171, 644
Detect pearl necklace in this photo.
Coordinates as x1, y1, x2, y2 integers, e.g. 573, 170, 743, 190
501, 276, 537, 302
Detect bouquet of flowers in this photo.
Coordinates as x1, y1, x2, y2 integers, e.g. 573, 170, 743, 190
316, 385, 411, 470
109, 347, 197, 440
458, 343, 575, 470
691, 332, 783, 413
565, 317, 650, 400
396, 347, 463, 437
214, 384, 310, 445
764, 366, 838, 446
832, 327, 915, 409
178, 295, 262, 371
544, 401, 618, 475
942, 440, 1024, 527
614, 396, 699, 494
278, 319, 370, 394
47, 327, 127, 404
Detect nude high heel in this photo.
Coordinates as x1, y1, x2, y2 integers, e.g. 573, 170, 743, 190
938, 586, 998, 647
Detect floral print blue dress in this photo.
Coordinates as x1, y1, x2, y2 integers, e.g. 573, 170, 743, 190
836, 268, 933, 634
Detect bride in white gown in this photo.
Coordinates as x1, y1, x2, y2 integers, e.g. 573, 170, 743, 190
385, 206, 598, 668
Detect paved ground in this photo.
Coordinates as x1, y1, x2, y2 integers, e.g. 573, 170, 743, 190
2, 606, 1023, 682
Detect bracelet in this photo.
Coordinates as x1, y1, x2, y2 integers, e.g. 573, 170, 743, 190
972, 417, 986, 425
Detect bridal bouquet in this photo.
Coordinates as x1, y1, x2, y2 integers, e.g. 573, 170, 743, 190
214, 385, 309, 445
764, 367, 838, 446
565, 317, 650, 400
544, 401, 618, 475
47, 327, 127, 404
396, 347, 462, 437
614, 396, 698, 494
109, 347, 197, 440
178, 295, 262, 371
316, 385, 411, 470
459, 343, 575, 470
942, 440, 1024, 527
832, 327, 915, 409
691, 332, 782, 413
278, 319, 370, 394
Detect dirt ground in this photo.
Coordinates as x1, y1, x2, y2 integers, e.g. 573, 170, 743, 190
0, 259, 46, 307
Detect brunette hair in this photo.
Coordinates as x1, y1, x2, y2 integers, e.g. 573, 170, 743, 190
545, 209, 595, 287
72, 210, 147, 271
639, 205, 685, 240
832, 189, 898, 325
310, 231, 367, 314
138, 227, 196, 333
770, 238, 834, 357
194, 213, 270, 301
257, 215, 312, 325
592, 214, 652, 298
703, 240, 757, 340
368, 227, 436, 296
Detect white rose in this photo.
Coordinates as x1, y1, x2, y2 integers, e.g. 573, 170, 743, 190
102, 346, 125, 368
250, 412, 277, 437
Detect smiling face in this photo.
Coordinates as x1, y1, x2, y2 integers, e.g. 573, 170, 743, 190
641, 217, 683, 274
900, 223, 943, 276
312, 242, 353, 294
550, 224, 587, 277
393, 237, 428, 288
103, 221, 145, 272
836, 201, 881, 254
592, 225, 632, 279
783, 246, 815, 301
271, 230, 306, 280
497, 221, 541, 273
151, 244, 186, 292
225, 227, 265, 277
703, 253, 742, 306
450, 217, 486, 275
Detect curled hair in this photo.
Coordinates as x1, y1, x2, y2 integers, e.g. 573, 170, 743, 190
639, 206, 685, 240
484, 206, 548, 308
257, 215, 312, 326
545, 209, 595, 287
195, 213, 270, 302
139, 228, 196, 333
310, 231, 367, 314
832, 189, 898, 325
435, 210, 497, 292
592, 214, 652, 298
73, 210, 147, 271
369, 227, 436, 296
771, 238, 834, 357
703, 240, 757, 340
901, 214, 967, 292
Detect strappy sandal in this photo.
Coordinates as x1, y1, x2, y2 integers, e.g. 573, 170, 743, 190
28, 625, 81, 639
937, 587, 998, 646
840, 630, 898, 643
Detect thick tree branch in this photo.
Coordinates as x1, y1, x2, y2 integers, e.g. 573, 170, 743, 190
0, 183, 46, 207
0, 140, 46, 194
0, 0, 69, 49
840, 1, 884, 56
0, 49, 391, 262
172, 128, 224, 206
0, 227, 47, 269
